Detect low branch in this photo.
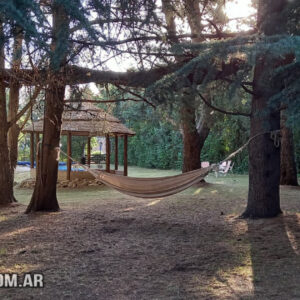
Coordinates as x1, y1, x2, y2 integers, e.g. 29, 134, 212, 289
69, 29, 256, 47
0, 56, 246, 92
65, 62, 187, 87
64, 98, 144, 104
241, 84, 255, 95
223, 78, 255, 95
206, 19, 223, 39
198, 92, 251, 117
114, 84, 156, 108
18, 109, 32, 132
70, 17, 161, 34
7, 86, 42, 129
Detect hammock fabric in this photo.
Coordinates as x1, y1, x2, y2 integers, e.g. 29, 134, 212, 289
86, 165, 215, 198
58, 130, 277, 199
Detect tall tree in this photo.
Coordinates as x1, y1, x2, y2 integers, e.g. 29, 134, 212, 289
26, 1, 69, 212
161, 0, 222, 173
8, 25, 23, 177
0, 22, 15, 205
242, 0, 292, 218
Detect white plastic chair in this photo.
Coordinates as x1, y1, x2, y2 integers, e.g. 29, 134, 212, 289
215, 160, 234, 177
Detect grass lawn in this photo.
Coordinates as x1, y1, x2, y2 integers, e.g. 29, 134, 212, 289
1, 166, 300, 299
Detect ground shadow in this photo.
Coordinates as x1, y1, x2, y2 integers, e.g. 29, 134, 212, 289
247, 214, 300, 299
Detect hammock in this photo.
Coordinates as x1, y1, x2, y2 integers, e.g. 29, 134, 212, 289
85, 165, 215, 198
58, 130, 279, 199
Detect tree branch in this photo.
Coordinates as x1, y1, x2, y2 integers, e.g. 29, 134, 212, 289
64, 98, 144, 104
7, 86, 42, 129
198, 92, 251, 117
69, 29, 256, 48
114, 84, 156, 108
223, 78, 255, 95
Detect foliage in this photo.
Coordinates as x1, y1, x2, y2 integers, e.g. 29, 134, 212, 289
146, 34, 300, 126
108, 100, 251, 172
18, 133, 31, 161
59, 136, 98, 162
111, 102, 183, 170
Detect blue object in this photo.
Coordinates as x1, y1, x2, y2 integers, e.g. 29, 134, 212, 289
17, 161, 74, 170
58, 165, 85, 172
17, 161, 31, 166
18, 161, 67, 166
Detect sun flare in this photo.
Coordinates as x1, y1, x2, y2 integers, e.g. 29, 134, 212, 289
224, 0, 256, 31
225, 0, 256, 19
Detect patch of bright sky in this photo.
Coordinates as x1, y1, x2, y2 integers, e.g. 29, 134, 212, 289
224, 0, 256, 31
225, 0, 256, 19
89, 0, 257, 94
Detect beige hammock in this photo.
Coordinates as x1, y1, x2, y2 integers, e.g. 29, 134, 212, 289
58, 131, 275, 198
86, 165, 215, 198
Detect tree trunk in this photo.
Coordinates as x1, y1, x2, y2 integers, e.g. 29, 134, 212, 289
280, 122, 298, 186
181, 100, 201, 172
0, 90, 15, 206
242, 0, 289, 218
0, 24, 15, 205
243, 89, 281, 218
162, 0, 210, 173
8, 83, 20, 173
26, 84, 65, 212
26, 2, 69, 213
8, 27, 23, 176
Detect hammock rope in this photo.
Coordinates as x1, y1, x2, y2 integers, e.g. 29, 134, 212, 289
56, 130, 280, 198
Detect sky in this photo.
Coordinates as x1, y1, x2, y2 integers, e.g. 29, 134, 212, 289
225, 0, 256, 19
89, 0, 257, 94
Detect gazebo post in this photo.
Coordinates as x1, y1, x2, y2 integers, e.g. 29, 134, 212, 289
87, 137, 91, 167
30, 132, 34, 169
67, 131, 72, 180
114, 134, 118, 171
106, 134, 110, 173
124, 134, 128, 176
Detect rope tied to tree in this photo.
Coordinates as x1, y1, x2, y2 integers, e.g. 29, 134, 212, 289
218, 130, 281, 166
270, 130, 281, 148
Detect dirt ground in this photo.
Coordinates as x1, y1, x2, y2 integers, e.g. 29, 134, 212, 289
1, 172, 300, 299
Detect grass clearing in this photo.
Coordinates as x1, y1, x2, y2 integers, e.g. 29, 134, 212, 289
1, 167, 300, 299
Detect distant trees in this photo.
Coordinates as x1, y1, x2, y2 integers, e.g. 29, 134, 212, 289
111, 94, 250, 172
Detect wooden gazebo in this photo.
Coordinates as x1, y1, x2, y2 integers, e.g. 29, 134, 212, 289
23, 103, 135, 180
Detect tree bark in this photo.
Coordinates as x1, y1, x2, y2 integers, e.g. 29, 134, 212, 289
0, 86, 15, 205
162, 0, 211, 173
243, 79, 281, 218
8, 26, 23, 177
26, 82, 65, 212
0, 23, 15, 205
8, 82, 21, 172
280, 120, 298, 186
181, 0, 204, 172
181, 96, 201, 172
242, 0, 289, 218
26, 2, 69, 213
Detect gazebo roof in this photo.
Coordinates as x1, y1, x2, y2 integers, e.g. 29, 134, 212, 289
23, 103, 135, 136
